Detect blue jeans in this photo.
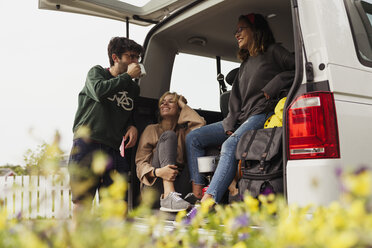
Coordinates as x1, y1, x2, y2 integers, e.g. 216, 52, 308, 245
185, 113, 269, 203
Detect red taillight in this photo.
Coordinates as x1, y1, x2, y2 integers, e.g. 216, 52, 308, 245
286, 91, 340, 160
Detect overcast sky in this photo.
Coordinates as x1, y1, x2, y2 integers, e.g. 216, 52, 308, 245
0, 0, 237, 166
0, 0, 153, 165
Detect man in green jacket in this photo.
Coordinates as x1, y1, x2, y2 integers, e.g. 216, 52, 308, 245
69, 37, 143, 209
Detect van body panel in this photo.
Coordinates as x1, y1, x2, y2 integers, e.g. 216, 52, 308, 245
329, 64, 372, 103
287, 160, 341, 206
299, 0, 358, 69
335, 99, 372, 164
286, 0, 372, 206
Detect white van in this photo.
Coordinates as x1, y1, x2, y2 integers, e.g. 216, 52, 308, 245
39, 0, 372, 207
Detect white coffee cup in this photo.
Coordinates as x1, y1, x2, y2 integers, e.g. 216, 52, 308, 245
197, 156, 217, 173
139, 63, 146, 77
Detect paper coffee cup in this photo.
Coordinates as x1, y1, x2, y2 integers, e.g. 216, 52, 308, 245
139, 63, 146, 77
197, 156, 217, 173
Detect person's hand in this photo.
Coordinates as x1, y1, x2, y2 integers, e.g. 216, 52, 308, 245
126, 63, 141, 79
226, 130, 234, 136
123, 125, 138, 148
157, 165, 179, 181
264, 92, 270, 99
178, 95, 187, 109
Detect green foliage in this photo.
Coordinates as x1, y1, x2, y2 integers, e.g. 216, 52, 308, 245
0, 165, 27, 175
23, 143, 47, 174
22, 131, 64, 175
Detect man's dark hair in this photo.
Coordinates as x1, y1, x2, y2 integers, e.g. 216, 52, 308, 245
108, 37, 144, 66
238, 13, 276, 61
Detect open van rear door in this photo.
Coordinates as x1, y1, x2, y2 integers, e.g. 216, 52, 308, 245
38, 0, 195, 25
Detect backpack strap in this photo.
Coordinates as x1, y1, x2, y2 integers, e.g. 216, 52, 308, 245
259, 127, 277, 171
241, 129, 258, 160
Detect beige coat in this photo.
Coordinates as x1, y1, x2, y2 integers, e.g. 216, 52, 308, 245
135, 104, 206, 186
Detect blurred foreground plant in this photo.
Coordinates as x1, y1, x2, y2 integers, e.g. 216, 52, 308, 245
2, 138, 372, 247
23, 131, 64, 175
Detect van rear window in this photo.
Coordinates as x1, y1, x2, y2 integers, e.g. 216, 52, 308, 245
346, 0, 372, 66
170, 53, 238, 111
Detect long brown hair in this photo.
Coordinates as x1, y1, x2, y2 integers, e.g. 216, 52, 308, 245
237, 13, 276, 61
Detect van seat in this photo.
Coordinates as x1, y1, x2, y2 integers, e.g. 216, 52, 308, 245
220, 68, 239, 118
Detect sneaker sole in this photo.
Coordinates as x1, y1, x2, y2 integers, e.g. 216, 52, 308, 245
160, 207, 187, 212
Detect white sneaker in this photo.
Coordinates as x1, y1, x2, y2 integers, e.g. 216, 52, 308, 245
160, 192, 191, 212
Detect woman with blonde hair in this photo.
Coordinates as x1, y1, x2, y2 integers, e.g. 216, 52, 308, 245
136, 91, 206, 212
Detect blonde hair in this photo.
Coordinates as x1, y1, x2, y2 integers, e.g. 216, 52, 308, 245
158, 91, 180, 108
157, 92, 187, 122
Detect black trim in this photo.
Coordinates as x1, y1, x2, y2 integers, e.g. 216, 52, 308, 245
305, 62, 314, 82
292, 0, 298, 8
216, 56, 227, 94
298, 80, 331, 95
132, 15, 160, 25
282, 0, 304, 200
242, 170, 283, 180
126, 17, 129, 38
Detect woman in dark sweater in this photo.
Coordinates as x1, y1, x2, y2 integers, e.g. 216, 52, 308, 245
185, 13, 295, 205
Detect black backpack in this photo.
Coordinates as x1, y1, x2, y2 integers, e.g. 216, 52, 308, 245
235, 127, 283, 198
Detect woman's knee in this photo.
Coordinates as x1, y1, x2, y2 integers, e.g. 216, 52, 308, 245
159, 130, 177, 142
186, 129, 200, 147
220, 135, 240, 154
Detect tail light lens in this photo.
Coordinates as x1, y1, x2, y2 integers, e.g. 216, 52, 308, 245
286, 91, 340, 160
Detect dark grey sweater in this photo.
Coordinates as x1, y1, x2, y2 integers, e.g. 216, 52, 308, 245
222, 43, 295, 132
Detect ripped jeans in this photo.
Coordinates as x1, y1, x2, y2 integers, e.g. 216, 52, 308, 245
185, 113, 269, 203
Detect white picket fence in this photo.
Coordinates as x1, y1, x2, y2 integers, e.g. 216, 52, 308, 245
0, 175, 98, 219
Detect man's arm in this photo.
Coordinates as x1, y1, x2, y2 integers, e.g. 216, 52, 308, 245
84, 66, 135, 102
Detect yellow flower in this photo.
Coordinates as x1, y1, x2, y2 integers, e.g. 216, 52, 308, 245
344, 171, 371, 197
232, 241, 247, 248
107, 173, 127, 200
266, 202, 277, 215
0, 208, 7, 230
258, 194, 267, 204
92, 151, 109, 175
20, 231, 49, 248
326, 232, 358, 248
75, 125, 91, 139
175, 210, 187, 223
348, 199, 366, 221
201, 198, 215, 214
267, 193, 275, 202
100, 198, 127, 219
244, 195, 259, 213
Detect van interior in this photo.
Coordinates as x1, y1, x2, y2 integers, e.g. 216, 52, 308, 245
127, 0, 295, 208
